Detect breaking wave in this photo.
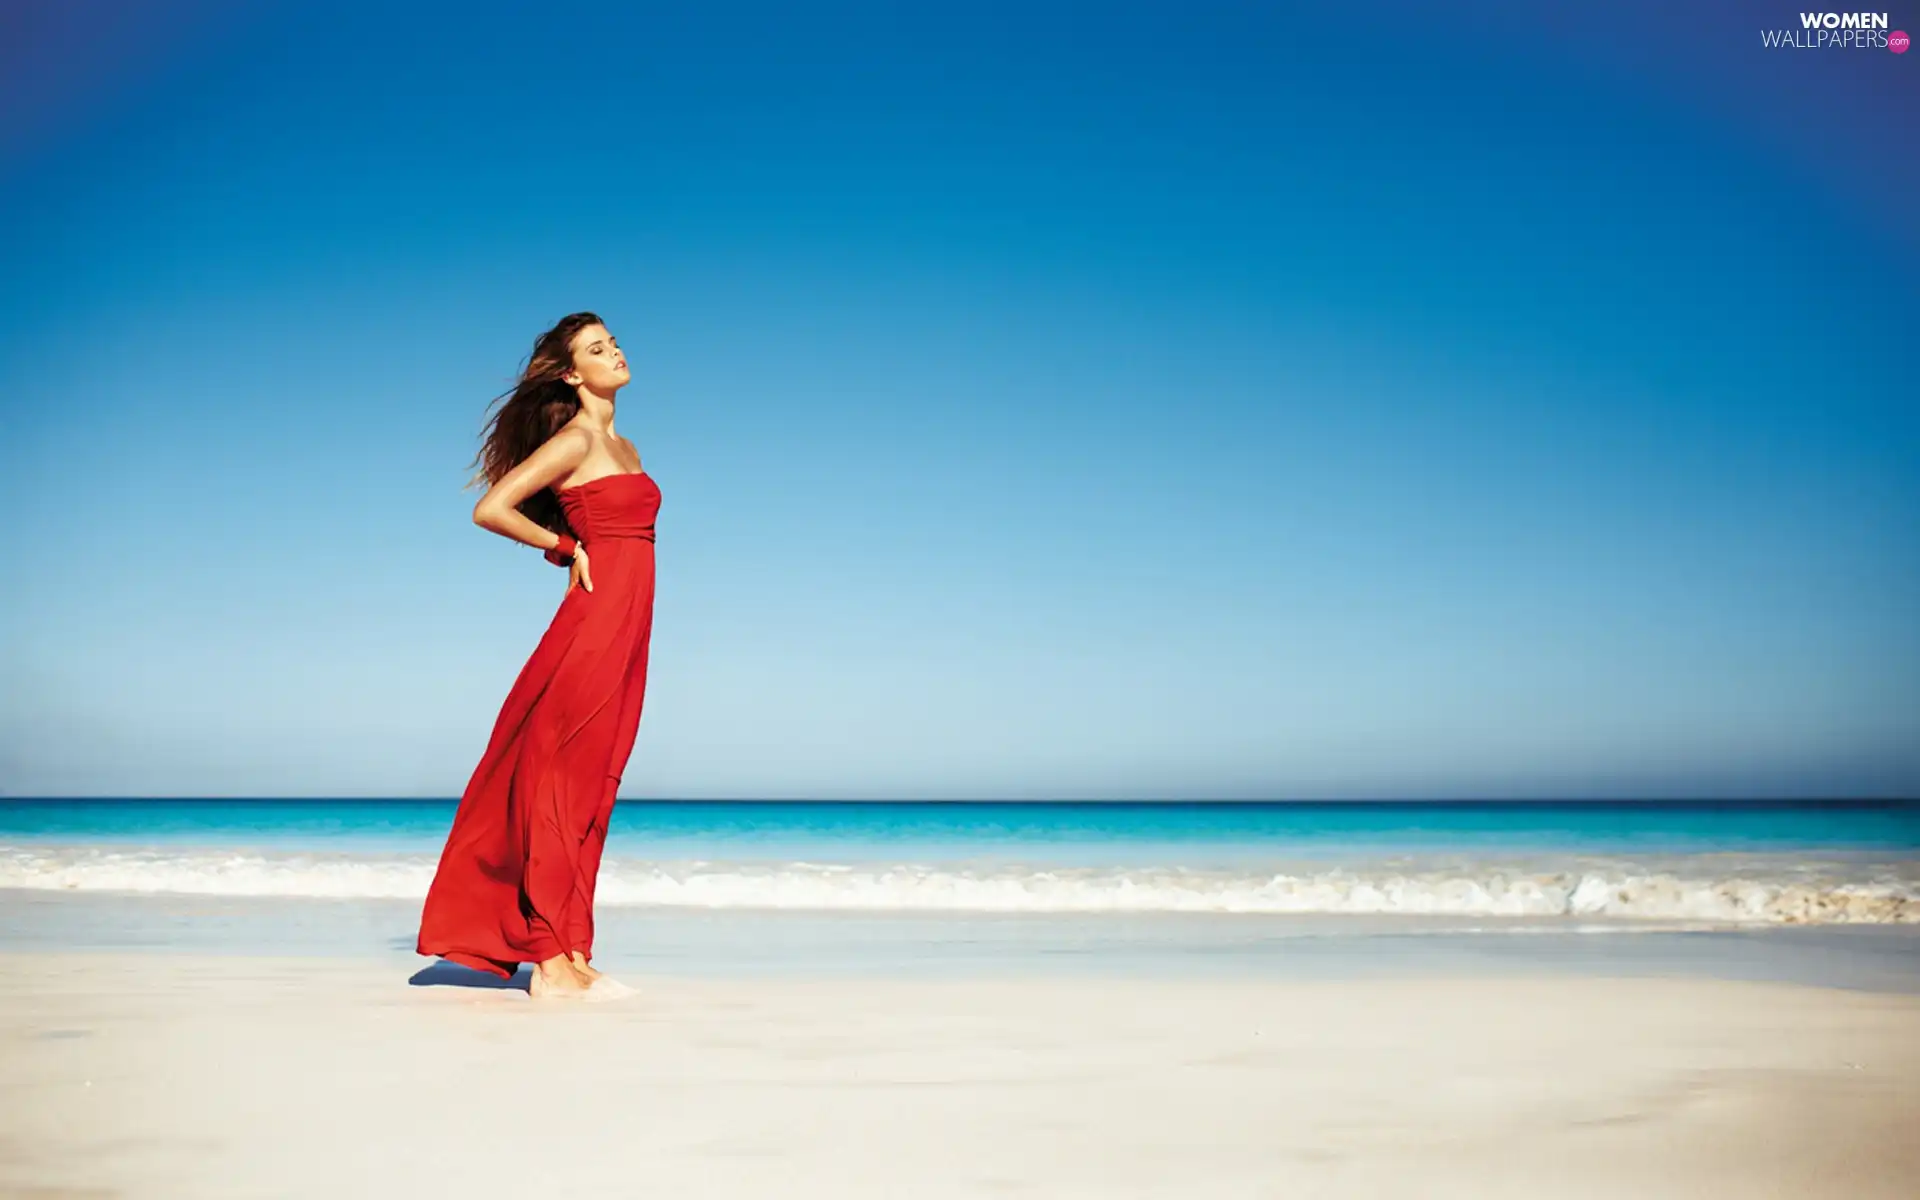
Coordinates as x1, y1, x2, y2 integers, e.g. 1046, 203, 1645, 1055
3, 844, 1916, 925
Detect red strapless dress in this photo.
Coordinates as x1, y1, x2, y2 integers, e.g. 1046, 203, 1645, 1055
417, 470, 662, 978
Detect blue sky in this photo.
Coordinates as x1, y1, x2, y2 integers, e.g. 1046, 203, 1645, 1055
1, 1, 1913, 799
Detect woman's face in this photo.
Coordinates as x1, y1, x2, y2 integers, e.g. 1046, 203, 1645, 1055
563, 323, 630, 392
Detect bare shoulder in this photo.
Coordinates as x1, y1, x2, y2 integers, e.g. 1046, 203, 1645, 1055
531, 425, 595, 472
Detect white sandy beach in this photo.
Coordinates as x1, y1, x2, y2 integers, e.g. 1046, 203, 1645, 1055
2, 953, 1917, 1198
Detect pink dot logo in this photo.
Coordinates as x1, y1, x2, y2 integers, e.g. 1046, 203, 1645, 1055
1892, 29, 1911, 52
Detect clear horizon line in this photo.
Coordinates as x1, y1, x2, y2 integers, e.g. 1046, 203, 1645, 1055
3, 795, 1917, 806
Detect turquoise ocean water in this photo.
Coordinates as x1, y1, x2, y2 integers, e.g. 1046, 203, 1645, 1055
2, 799, 1915, 924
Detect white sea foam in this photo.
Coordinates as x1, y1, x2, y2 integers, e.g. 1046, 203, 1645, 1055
3, 844, 1916, 925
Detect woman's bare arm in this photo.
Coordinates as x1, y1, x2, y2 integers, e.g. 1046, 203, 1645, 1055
472, 427, 592, 552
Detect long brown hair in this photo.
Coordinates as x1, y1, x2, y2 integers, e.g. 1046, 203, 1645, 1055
468, 311, 605, 538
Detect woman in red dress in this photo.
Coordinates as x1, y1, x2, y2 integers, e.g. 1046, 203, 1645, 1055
417, 311, 662, 1000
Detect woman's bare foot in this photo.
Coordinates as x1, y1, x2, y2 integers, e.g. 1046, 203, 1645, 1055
561, 951, 637, 1002
581, 975, 638, 1003
528, 953, 591, 999
568, 950, 603, 982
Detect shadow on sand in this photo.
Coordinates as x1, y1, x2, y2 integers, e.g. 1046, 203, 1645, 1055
407, 961, 531, 991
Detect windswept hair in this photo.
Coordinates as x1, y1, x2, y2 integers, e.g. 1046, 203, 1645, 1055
468, 311, 604, 538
